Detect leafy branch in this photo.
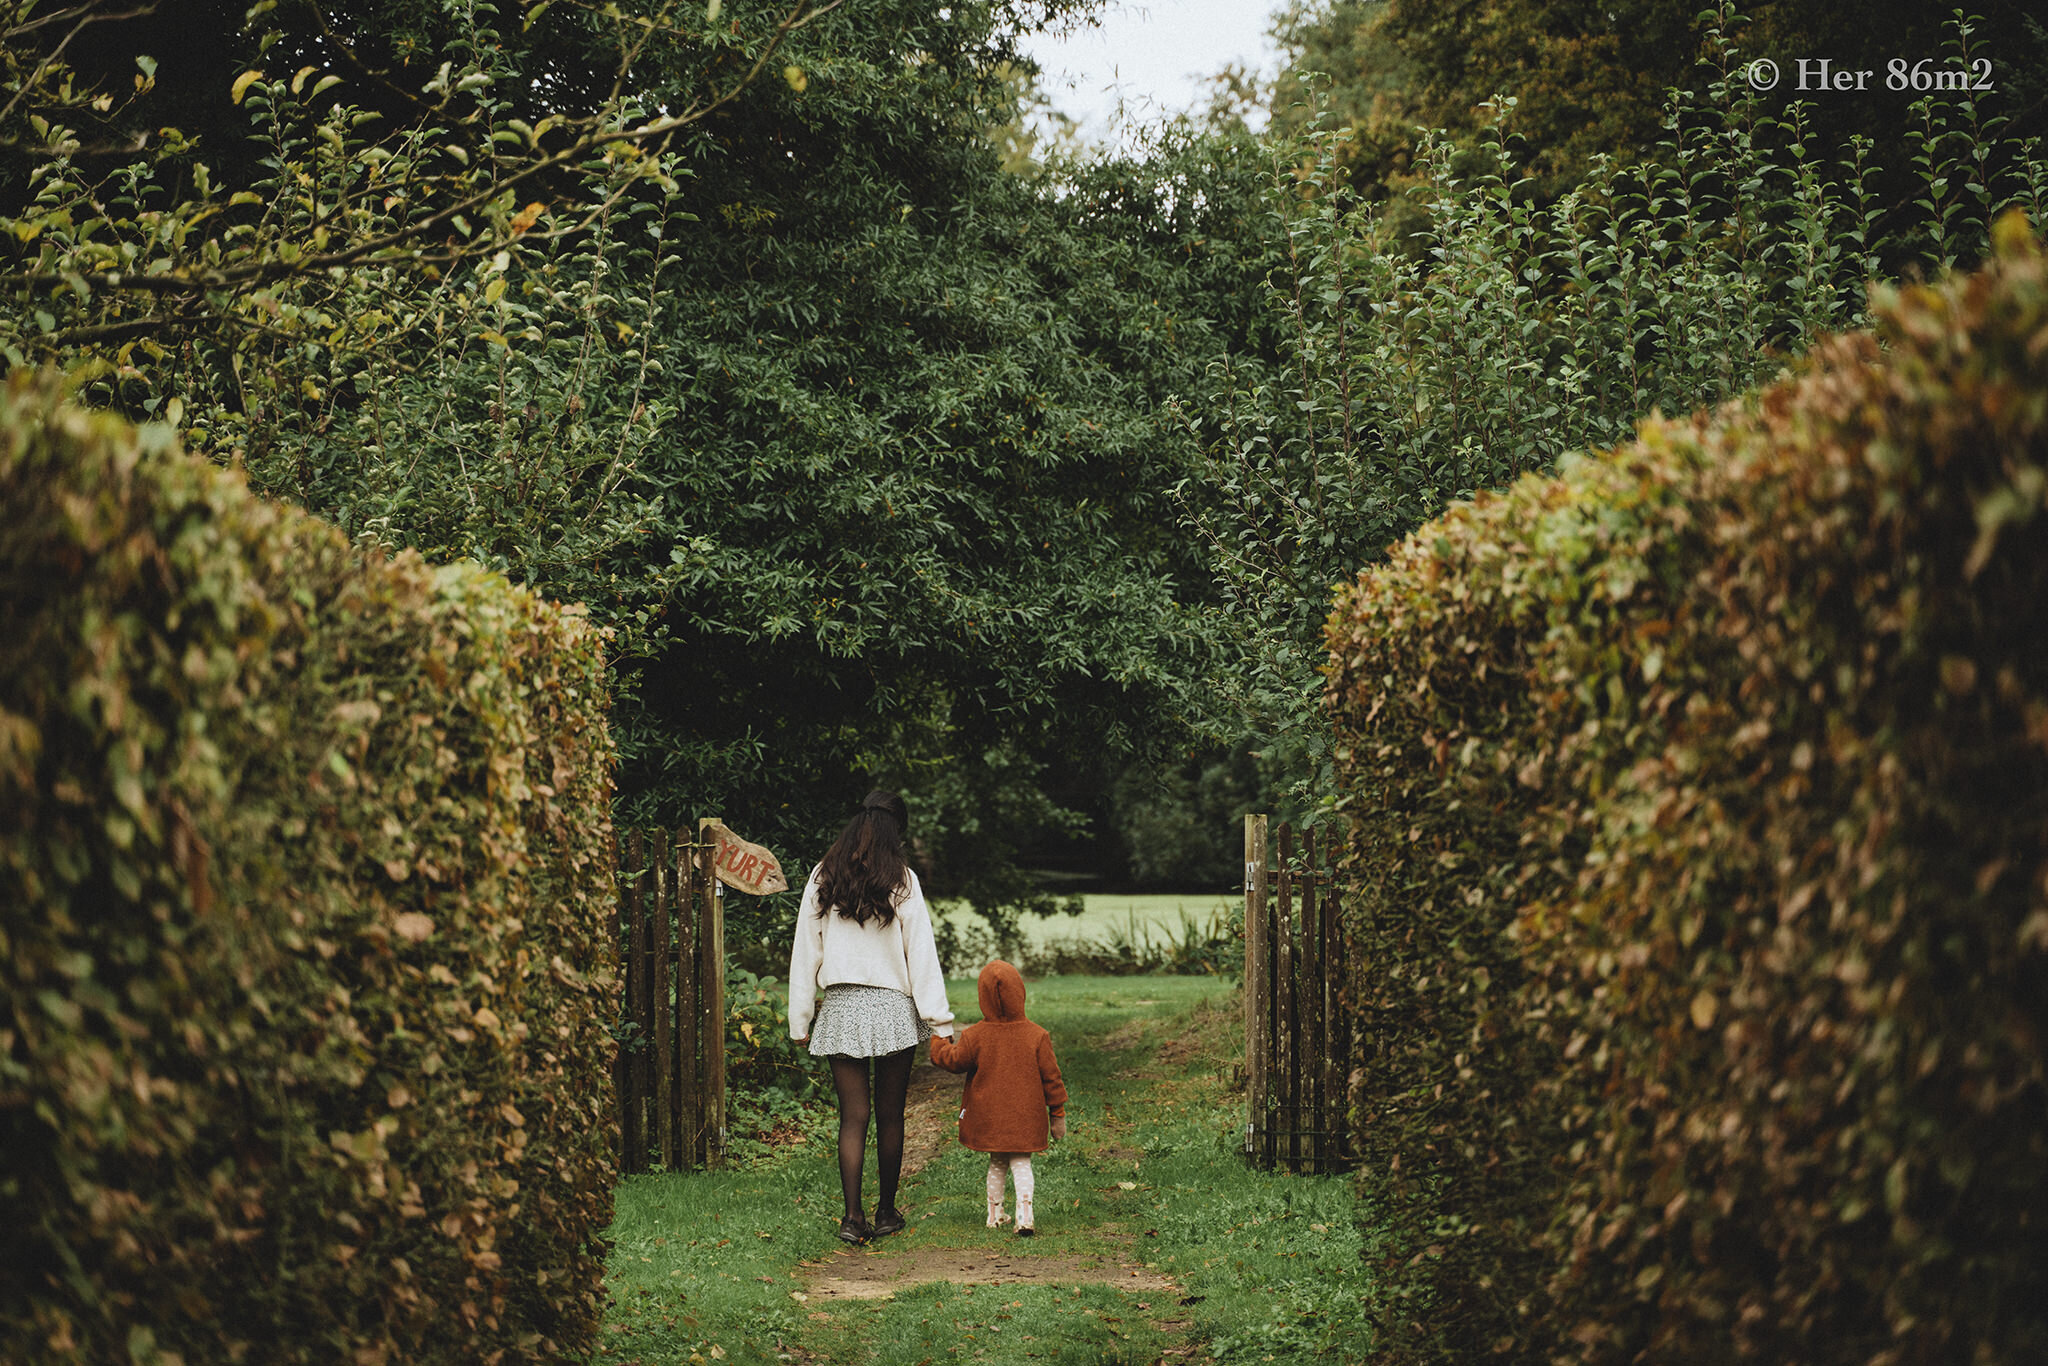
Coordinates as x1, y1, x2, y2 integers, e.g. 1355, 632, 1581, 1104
1, 0, 844, 309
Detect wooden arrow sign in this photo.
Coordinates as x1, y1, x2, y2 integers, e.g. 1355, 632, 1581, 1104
705, 821, 788, 895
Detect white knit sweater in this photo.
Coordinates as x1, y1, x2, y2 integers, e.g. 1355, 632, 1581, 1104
786, 866, 955, 1040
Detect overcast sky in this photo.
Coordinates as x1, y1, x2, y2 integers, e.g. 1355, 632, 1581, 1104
1013, 0, 1287, 148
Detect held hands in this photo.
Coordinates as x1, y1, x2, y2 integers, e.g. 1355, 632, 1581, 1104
1050, 1115, 1068, 1142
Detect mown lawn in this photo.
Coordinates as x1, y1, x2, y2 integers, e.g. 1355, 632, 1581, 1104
594, 975, 1375, 1365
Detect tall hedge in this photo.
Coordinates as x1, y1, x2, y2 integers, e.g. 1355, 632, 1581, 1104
1326, 214, 2048, 1363
0, 372, 618, 1364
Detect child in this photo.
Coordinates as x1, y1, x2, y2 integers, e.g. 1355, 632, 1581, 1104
929, 960, 1068, 1235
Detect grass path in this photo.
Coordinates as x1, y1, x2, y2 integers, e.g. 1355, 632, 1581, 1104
595, 978, 1375, 1365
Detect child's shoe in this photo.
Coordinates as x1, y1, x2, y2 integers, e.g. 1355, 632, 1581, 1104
986, 1206, 1012, 1229
1015, 1199, 1034, 1236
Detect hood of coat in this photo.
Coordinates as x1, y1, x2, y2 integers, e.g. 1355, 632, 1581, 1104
976, 959, 1027, 1023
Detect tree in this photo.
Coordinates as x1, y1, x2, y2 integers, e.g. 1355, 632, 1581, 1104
1198, 12, 2047, 800
1274, 0, 2048, 199
1, 0, 1286, 951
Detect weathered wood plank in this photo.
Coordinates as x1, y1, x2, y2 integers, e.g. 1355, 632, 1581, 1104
1285, 822, 1307, 1172
1301, 824, 1323, 1173
1243, 814, 1268, 1166
653, 829, 676, 1170
630, 830, 652, 1172
700, 817, 727, 1164
615, 831, 638, 1172
675, 827, 699, 1165
1323, 827, 1344, 1171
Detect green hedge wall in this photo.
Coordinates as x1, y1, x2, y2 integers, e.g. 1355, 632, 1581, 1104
1326, 214, 2048, 1364
0, 372, 618, 1364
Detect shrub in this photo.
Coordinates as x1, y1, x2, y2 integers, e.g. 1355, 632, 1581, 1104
0, 373, 618, 1364
724, 967, 816, 1099
1325, 215, 2048, 1362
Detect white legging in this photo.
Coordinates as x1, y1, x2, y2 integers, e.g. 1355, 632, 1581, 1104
986, 1152, 1034, 1226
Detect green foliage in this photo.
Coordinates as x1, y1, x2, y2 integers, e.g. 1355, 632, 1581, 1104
1108, 742, 1267, 888
1022, 904, 1243, 978
2, 1, 1287, 938
1275, 0, 2048, 192
0, 0, 823, 375
0, 372, 617, 1364
1325, 216, 2048, 1362
1192, 8, 2048, 785
722, 966, 815, 1097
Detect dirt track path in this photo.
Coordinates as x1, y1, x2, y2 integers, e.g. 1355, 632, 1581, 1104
785, 1048, 1204, 1366
795, 1060, 1181, 1303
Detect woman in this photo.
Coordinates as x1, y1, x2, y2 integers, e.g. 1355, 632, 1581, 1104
788, 790, 954, 1243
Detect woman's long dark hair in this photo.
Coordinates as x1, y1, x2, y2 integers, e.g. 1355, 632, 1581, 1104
814, 790, 912, 926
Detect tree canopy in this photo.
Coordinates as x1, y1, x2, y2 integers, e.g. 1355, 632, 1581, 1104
13, 0, 2041, 953
1275, 0, 2048, 196
0, 0, 1286, 951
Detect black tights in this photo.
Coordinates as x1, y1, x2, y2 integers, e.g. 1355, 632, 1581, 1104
828, 1047, 914, 1220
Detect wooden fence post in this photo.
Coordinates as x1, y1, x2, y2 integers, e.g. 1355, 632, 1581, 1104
1327, 827, 1343, 1171
1244, 813, 1268, 1166
617, 830, 642, 1173
641, 830, 661, 1172
698, 816, 727, 1165
670, 827, 694, 1165
1277, 822, 1299, 1171
1301, 824, 1322, 1174
650, 828, 675, 1170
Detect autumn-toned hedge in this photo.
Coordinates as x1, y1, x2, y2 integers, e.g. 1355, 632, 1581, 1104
0, 372, 618, 1364
1326, 213, 2048, 1364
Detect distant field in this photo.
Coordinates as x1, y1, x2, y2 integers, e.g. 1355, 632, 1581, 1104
934, 891, 1239, 954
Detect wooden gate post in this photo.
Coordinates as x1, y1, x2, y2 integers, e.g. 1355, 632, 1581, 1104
650, 829, 675, 1170
1244, 813, 1268, 1166
1277, 822, 1298, 1171
683, 833, 703, 1164
617, 830, 644, 1173
1300, 824, 1322, 1173
1325, 828, 1346, 1172
697, 816, 727, 1165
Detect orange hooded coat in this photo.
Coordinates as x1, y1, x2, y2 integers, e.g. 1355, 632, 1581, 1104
929, 961, 1067, 1153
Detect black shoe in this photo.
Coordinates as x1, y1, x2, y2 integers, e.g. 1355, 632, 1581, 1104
1015, 1225, 1035, 1238
837, 1215, 871, 1244
870, 1207, 906, 1238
